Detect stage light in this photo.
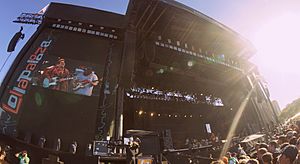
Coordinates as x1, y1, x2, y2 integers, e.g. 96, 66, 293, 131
168, 115, 171, 117
112, 29, 115, 33
89, 24, 93, 27
158, 114, 161, 116
157, 68, 164, 74
169, 67, 174, 71
184, 115, 187, 118
190, 115, 193, 118
187, 61, 194, 67
150, 113, 154, 117
100, 26, 104, 30
68, 21, 72, 24
175, 115, 178, 118
230, 108, 233, 111
138, 111, 143, 115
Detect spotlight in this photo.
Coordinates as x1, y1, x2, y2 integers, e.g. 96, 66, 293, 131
187, 61, 194, 67
157, 68, 164, 74
138, 111, 143, 115
150, 113, 154, 117
158, 114, 161, 116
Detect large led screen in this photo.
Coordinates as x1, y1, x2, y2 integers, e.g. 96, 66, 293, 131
31, 55, 102, 97
0, 26, 122, 151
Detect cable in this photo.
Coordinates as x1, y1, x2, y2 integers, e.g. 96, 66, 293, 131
0, 52, 12, 74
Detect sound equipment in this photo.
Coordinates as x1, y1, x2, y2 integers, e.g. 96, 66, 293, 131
126, 130, 161, 156
162, 129, 173, 150
7, 26, 25, 52
93, 141, 108, 155
137, 156, 153, 164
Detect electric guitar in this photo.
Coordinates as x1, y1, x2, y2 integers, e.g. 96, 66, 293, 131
73, 80, 98, 91
42, 77, 74, 88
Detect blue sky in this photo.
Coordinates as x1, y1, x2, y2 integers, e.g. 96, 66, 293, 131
1, 0, 300, 109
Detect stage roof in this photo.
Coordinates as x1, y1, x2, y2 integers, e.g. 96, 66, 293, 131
42, 1, 255, 61
44, 2, 126, 29
127, 0, 256, 60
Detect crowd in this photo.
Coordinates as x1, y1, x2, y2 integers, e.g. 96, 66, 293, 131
211, 121, 300, 164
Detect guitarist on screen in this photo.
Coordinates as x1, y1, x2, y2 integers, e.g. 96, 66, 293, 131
73, 66, 100, 96
42, 57, 71, 91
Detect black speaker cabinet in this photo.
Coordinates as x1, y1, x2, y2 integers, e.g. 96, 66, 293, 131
93, 141, 108, 155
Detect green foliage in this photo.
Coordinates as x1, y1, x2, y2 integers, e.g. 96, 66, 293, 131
279, 98, 300, 122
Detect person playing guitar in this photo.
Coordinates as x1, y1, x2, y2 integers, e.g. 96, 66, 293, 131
73, 66, 100, 96
42, 58, 71, 92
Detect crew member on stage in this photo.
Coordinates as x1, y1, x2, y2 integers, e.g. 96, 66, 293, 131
73, 66, 100, 96
42, 58, 70, 92
15, 150, 30, 164
127, 137, 142, 164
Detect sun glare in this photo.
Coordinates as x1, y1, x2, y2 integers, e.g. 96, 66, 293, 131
253, 12, 300, 74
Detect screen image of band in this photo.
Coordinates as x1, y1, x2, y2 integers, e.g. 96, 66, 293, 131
31, 55, 102, 96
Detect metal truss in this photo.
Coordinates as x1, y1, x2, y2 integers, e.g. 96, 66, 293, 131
13, 13, 43, 25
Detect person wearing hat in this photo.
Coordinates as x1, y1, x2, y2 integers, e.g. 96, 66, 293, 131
278, 145, 298, 164
73, 66, 100, 96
